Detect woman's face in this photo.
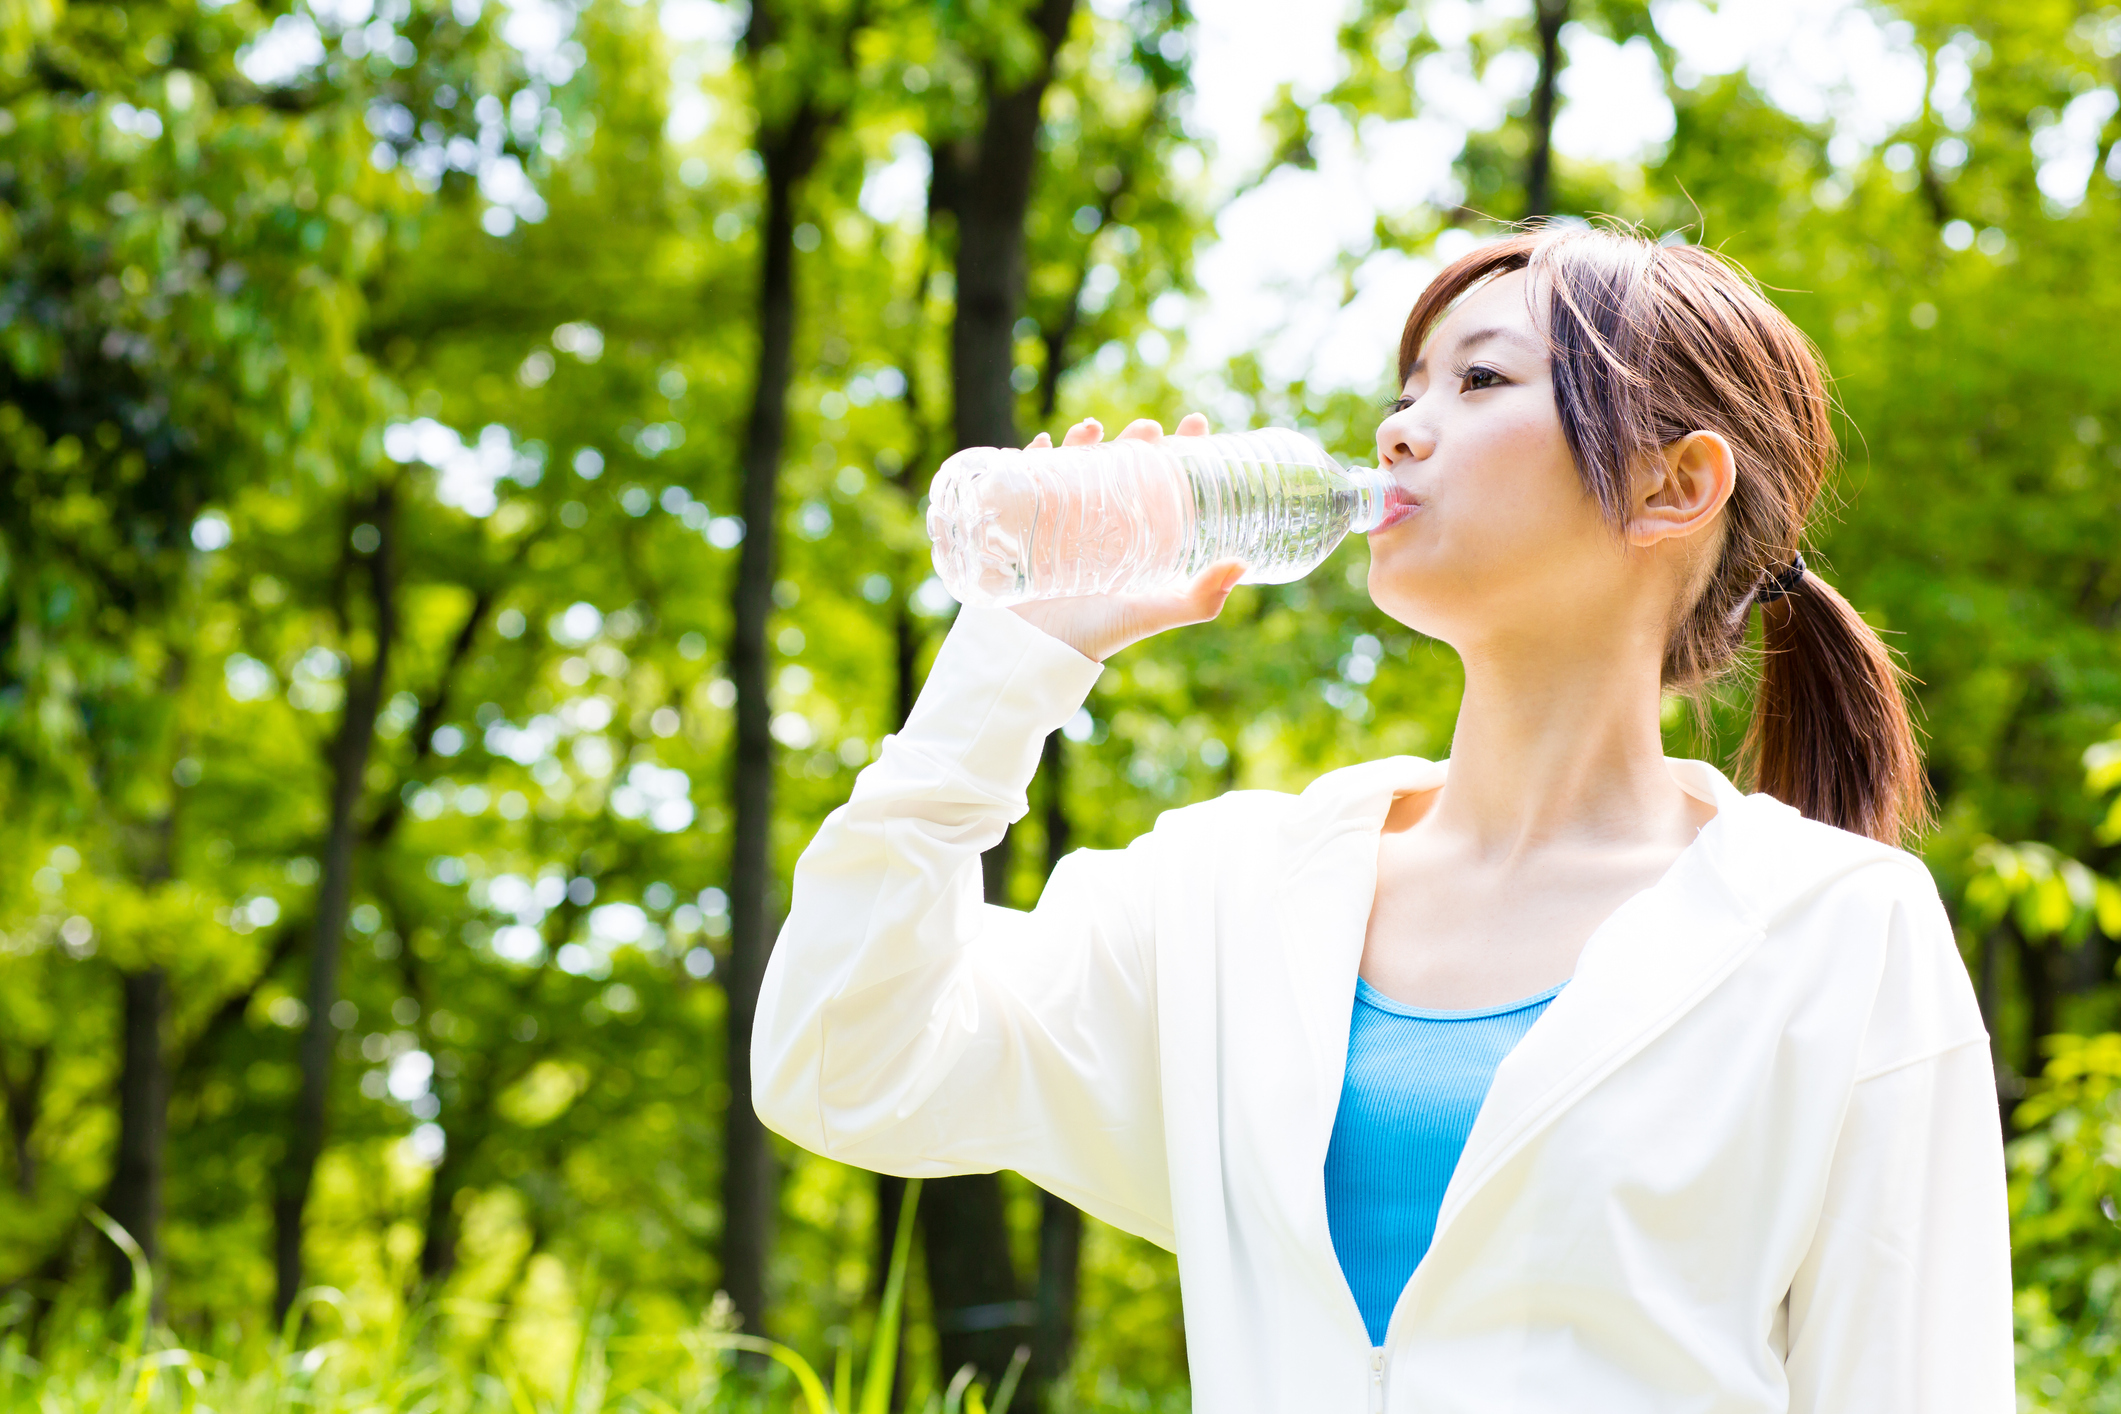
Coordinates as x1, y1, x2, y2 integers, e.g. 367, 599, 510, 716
1364, 269, 1647, 651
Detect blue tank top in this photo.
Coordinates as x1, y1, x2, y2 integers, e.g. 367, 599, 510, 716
1323, 976, 1565, 1345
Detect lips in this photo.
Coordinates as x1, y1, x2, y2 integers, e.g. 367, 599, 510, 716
1368, 496, 1420, 533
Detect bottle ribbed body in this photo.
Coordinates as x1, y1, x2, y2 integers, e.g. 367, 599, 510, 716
927, 428, 1393, 607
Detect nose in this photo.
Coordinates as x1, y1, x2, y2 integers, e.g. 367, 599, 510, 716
1374, 402, 1434, 472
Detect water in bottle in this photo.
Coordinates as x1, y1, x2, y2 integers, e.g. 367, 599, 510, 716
926, 427, 1401, 607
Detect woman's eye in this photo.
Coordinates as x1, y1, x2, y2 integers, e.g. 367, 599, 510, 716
1460, 366, 1503, 392
1387, 395, 1415, 414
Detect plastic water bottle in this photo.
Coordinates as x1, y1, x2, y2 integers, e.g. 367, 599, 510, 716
926, 428, 1400, 607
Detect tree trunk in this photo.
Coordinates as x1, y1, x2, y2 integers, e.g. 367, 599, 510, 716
1029, 730, 1083, 1399
721, 164, 792, 1345
947, 0, 1076, 455
1032, 1193, 1082, 1394
867, 1171, 913, 1408
894, 597, 921, 731
724, 0, 843, 1328
106, 704, 184, 1319
1040, 731, 1071, 871
868, 590, 928, 1401
980, 830, 1017, 909
275, 487, 397, 1324
921, 0, 1080, 1384
415, 1018, 495, 1287
104, 968, 168, 1316
1525, 0, 1568, 218
10, 1215, 84, 1353
2016, 923, 2057, 1092
419, 1147, 466, 1283
923, 1173, 1037, 1385
2, 1044, 47, 1197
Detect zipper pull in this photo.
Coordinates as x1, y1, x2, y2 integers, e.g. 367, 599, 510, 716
1369, 1347, 1386, 1413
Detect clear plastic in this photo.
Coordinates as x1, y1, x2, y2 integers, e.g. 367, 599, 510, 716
926, 427, 1399, 607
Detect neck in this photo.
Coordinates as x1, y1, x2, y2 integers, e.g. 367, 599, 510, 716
1431, 615, 1699, 859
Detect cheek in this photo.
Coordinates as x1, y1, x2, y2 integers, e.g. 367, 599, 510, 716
1485, 403, 1582, 507
1364, 399, 1598, 617
1435, 401, 1587, 551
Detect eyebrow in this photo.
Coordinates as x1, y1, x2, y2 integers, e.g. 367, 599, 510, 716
1407, 325, 1542, 377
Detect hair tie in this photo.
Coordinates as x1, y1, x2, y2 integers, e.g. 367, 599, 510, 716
1756, 552, 1807, 604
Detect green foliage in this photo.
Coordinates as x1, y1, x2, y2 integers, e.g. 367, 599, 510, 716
3, 1184, 1100, 1414
4, 0, 1198, 1399
2011, 1035, 2121, 1409
7, 0, 2121, 1402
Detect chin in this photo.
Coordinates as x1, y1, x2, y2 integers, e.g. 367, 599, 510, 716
1364, 562, 1457, 640
1366, 527, 1510, 642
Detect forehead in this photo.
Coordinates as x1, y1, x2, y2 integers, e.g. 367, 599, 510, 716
1413, 267, 1548, 370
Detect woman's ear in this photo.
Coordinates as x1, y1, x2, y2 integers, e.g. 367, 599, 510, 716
1625, 430, 1736, 548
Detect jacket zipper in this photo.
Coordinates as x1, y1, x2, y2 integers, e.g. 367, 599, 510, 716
1369, 1347, 1386, 1412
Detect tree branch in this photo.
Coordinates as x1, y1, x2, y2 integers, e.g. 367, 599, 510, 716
364, 589, 496, 848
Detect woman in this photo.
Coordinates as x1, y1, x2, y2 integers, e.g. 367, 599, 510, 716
754, 227, 2011, 1412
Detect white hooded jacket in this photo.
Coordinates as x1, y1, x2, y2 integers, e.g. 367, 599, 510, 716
753, 603, 2014, 1413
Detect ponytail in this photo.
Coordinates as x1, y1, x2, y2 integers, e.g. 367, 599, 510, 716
1744, 570, 1932, 845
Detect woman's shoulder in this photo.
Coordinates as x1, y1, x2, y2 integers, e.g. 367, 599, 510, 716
1144, 755, 1441, 847
1713, 798, 1983, 1071
1711, 790, 1942, 923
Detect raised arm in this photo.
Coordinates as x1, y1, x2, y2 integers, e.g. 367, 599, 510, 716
755, 413, 1248, 1247
752, 602, 1177, 1246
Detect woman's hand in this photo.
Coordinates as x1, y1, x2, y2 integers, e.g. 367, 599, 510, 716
1007, 412, 1247, 663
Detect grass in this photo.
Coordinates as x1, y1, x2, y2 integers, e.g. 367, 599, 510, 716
2, 1183, 1060, 1414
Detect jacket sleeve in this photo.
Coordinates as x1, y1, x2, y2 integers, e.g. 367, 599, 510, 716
1783, 870, 2014, 1412
751, 603, 1176, 1248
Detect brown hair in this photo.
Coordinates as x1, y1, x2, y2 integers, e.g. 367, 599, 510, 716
1398, 226, 1930, 844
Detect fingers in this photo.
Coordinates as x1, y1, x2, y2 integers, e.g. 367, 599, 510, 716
1189, 559, 1248, 616
1021, 559, 1249, 662
1051, 415, 1199, 446
1150, 560, 1247, 629
1027, 431, 1053, 449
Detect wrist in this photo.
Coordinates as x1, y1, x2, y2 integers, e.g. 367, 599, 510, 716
1006, 603, 1123, 663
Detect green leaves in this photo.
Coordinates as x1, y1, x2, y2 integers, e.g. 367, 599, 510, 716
1966, 840, 2112, 948
6, 0, 2121, 1402
2010, 1033, 2121, 1408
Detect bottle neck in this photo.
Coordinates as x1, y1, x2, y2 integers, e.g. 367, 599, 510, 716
1346, 465, 1397, 533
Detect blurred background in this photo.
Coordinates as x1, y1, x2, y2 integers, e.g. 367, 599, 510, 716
4, 0, 2121, 1408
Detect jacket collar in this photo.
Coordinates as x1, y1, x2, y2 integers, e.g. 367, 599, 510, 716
1269, 754, 1899, 1338
1271, 754, 1444, 1152
1433, 766, 1765, 1240
1270, 753, 1762, 1111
